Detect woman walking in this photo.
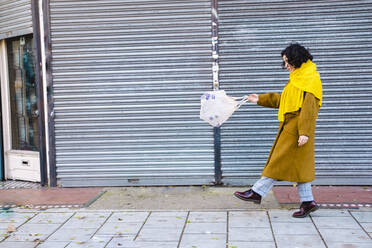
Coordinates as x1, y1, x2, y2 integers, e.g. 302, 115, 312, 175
234, 43, 323, 218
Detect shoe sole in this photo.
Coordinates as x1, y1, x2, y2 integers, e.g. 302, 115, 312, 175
292, 205, 320, 218
233, 193, 261, 204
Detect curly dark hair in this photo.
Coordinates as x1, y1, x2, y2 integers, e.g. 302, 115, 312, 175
281, 43, 313, 69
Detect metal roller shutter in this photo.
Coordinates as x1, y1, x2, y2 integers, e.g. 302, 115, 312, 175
218, 0, 372, 185
49, 0, 214, 186
0, 0, 33, 39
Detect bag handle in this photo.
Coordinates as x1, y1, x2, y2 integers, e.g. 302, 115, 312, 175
232, 95, 249, 110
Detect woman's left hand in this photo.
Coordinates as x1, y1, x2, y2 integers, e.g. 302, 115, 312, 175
298, 135, 309, 147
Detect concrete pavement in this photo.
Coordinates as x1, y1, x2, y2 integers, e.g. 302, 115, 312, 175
0, 208, 371, 248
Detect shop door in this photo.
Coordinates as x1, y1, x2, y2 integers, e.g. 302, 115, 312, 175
0, 35, 40, 182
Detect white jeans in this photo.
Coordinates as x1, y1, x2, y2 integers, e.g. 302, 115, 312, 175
252, 176, 314, 202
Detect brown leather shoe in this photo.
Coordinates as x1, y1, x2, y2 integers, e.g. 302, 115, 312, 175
234, 189, 262, 204
292, 201, 320, 218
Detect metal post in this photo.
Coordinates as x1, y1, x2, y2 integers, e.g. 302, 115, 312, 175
31, 0, 48, 186
211, 0, 222, 185
0, 88, 3, 181
41, 0, 57, 187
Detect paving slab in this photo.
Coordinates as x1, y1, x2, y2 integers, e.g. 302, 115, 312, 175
318, 228, 372, 243
312, 216, 361, 229
229, 211, 270, 228
275, 234, 326, 248
359, 222, 372, 232
184, 222, 226, 234
150, 211, 188, 218
62, 212, 110, 229
108, 240, 178, 248
36, 241, 70, 248
28, 212, 74, 224
47, 227, 98, 242
106, 212, 149, 223
0, 212, 35, 226
96, 222, 143, 235
310, 209, 351, 217
104, 235, 136, 248
6, 223, 60, 242
65, 235, 111, 248
136, 228, 183, 242
271, 222, 318, 235
229, 227, 274, 242
0, 241, 37, 248
350, 211, 372, 222
326, 242, 372, 248
144, 212, 186, 228
0, 229, 8, 241
179, 233, 226, 248
227, 241, 276, 248
188, 211, 227, 223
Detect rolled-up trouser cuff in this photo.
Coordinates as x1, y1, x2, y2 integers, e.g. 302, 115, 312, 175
297, 182, 314, 202
252, 176, 275, 198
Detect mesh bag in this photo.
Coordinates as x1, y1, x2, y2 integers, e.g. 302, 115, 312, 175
200, 90, 248, 127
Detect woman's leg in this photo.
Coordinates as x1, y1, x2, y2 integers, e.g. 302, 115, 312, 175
297, 182, 314, 202
293, 182, 319, 218
252, 176, 276, 197
234, 176, 275, 204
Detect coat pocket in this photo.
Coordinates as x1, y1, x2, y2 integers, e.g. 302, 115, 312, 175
282, 115, 299, 137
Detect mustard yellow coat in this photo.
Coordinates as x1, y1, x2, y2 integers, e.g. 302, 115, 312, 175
257, 92, 320, 183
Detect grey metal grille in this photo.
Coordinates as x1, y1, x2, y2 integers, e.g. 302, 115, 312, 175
0, 180, 41, 189
0, 0, 33, 39
49, 0, 214, 186
218, 0, 372, 185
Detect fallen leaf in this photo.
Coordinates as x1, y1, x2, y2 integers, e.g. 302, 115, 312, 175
29, 233, 42, 237
6, 224, 16, 233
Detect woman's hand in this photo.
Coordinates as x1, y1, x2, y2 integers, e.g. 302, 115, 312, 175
248, 94, 259, 103
298, 135, 309, 147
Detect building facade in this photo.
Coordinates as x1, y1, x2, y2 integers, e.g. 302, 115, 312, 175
1, 0, 371, 187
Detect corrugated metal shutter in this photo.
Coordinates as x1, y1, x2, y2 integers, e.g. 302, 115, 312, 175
218, 0, 372, 185
0, 0, 33, 39
49, 0, 214, 186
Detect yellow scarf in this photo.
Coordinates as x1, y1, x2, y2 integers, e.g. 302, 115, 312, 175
278, 60, 322, 121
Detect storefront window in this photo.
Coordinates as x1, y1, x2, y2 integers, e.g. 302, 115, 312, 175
7, 35, 39, 151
